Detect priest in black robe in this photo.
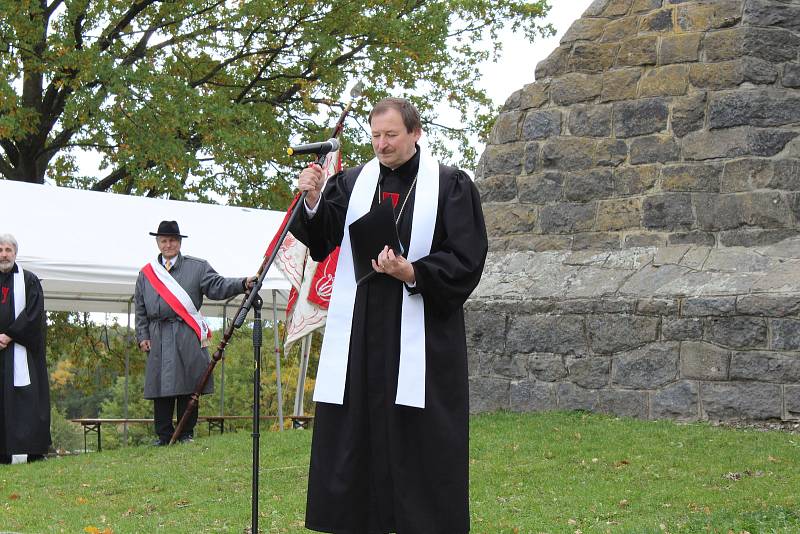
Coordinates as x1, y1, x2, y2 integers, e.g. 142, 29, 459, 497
291, 98, 487, 533
0, 234, 50, 464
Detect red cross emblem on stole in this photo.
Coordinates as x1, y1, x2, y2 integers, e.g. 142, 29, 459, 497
381, 192, 400, 208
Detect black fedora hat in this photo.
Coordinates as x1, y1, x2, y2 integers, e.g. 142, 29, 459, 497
149, 220, 187, 238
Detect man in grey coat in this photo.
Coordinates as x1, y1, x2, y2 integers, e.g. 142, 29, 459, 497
135, 220, 255, 445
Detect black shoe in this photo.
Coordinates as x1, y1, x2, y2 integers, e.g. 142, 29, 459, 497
178, 435, 194, 444
152, 439, 168, 447
0, 454, 11, 465
27, 454, 46, 463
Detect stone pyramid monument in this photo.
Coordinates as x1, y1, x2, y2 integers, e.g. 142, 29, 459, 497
469, 0, 800, 421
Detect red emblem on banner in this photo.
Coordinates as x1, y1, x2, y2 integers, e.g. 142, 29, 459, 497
308, 247, 339, 309
286, 287, 299, 316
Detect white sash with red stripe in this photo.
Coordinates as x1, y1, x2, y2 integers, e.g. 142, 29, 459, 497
141, 261, 211, 346
12, 267, 31, 387
314, 148, 439, 408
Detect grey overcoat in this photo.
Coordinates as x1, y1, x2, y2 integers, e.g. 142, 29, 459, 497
134, 253, 245, 399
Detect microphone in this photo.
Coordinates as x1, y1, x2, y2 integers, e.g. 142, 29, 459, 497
287, 138, 340, 156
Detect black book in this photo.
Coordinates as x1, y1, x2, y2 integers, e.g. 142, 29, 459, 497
348, 200, 403, 285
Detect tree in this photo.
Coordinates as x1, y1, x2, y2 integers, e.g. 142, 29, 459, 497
0, 0, 552, 207
47, 311, 144, 417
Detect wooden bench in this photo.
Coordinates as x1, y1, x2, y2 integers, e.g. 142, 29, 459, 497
201, 415, 313, 434
71, 415, 314, 452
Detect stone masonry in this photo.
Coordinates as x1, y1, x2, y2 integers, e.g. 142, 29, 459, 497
470, 0, 800, 421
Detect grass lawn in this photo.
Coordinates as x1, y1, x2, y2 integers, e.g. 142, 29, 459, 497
1, 411, 798, 533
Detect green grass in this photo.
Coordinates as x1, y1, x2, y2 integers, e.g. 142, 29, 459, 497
1, 411, 798, 533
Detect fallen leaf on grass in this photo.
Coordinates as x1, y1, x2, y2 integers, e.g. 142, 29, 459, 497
618, 499, 629, 508
77, 497, 88, 504
613, 459, 630, 468
8, 493, 19, 500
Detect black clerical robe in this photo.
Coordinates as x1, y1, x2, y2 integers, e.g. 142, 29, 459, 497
292, 149, 487, 534
0, 265, 51, 455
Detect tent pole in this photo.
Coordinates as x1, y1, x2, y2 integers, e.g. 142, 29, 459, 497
272, 290, 284, 431
293, 334, 311, 420
293, 337, 305, 417
221, 301, 228, 417
124, 298, 132, 446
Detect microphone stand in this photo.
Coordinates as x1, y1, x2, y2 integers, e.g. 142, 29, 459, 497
250, 295, 263, 534
233, 157, 322, 534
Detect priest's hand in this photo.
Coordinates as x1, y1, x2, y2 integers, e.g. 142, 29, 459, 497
297, 164, 325, 210
139, 339, 151, 352
244, 276, 257, 290
372, 246, 415, 285
0, 334, 11, 350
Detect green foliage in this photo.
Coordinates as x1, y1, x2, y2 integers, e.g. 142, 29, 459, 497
74, 320, 319, 448
200, 323, 318, 427
47, 311, 144, 418
0, 0, 552, 206
1, 412, 799, 532
97, 374, 153, 448
49, 405, 84, 454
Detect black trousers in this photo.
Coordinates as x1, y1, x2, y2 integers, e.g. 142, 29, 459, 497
153, 395, 197, 443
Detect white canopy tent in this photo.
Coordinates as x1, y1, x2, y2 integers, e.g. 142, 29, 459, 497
3, 179, 291, 317
3, 179, 297, 433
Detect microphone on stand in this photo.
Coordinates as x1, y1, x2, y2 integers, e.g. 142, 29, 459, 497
287, 138, 340, 156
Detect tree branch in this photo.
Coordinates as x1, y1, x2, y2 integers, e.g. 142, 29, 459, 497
73, 12, 85, 49
0, 139, 19, 167
0, 154, 15, 180
91, 167, 130, 191
44, 0, 64, 18
97, 0, 158, 53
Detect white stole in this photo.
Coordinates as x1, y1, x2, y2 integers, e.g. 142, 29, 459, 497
12, 267, 31, 387
313, 149, 439, 408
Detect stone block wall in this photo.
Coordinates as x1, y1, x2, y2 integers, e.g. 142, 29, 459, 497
467, 244, 800, 420
478, 0, 800, 252
471, 0, 800, 421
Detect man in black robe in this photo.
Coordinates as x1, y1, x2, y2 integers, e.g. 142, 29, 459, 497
0, 234, 50, 464
292, 98, 487, 533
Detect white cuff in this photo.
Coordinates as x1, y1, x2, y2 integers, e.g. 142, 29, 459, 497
304, 196, 320, 217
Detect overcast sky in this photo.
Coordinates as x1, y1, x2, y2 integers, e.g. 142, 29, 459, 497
478, 0, 594, 106
430, 0, 594, 165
